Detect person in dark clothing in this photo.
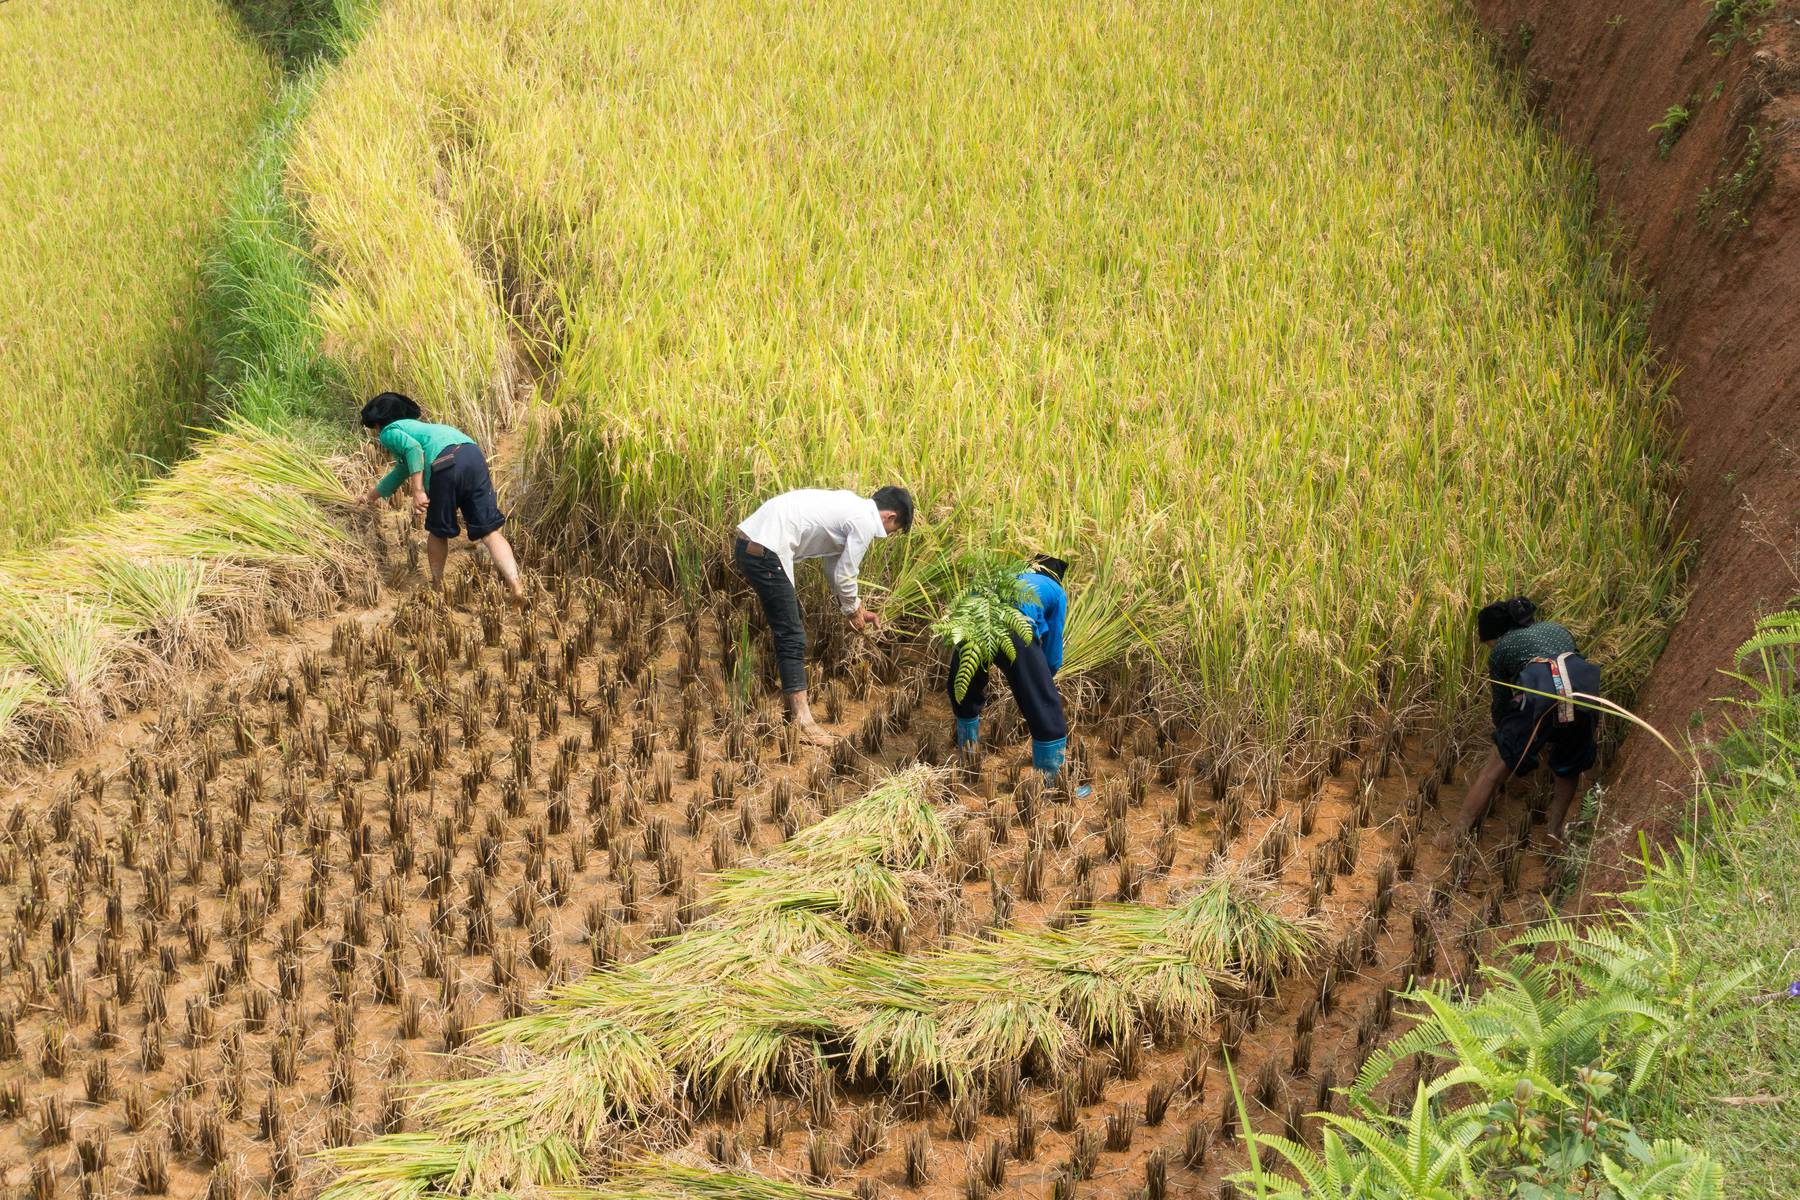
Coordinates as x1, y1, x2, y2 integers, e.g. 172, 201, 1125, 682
1453, 596, 1600, 844
950, 555, 1085, 791
356, 392, 524, 601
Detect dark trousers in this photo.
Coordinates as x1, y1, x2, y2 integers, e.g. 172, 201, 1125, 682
949, 633, 1068, 743
732, 537, 808, 694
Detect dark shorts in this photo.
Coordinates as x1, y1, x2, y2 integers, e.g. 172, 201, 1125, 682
425, 443, 506, 541
1494, 708, 1597, 778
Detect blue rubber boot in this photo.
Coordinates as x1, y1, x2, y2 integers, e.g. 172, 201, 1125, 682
1032, 737, 1091, 797
954, 717, 980, 752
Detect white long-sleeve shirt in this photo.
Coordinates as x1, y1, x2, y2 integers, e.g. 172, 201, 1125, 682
737, 489, 887, 614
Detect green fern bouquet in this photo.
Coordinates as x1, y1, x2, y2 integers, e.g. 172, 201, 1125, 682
934, 560, 1036, 702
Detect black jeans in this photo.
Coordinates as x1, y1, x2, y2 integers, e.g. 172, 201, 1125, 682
948, 633, 1068, 743
732, 537, 807, 694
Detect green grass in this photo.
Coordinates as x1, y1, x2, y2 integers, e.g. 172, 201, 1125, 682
0, 0, 274, 551
227, 0, 369, 66
200, 48, 365, 443
1626, 636, 1800, 1196
287, 0, 1687, 751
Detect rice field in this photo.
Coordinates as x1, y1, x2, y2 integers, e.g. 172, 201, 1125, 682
0, 0, 274, 551
0, 548, 1557, 1199
0, 421, 371, 760
288, 0, 1687, 751
0, 0, 1709, 1196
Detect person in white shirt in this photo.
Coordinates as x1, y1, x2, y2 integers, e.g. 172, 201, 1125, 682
733, 485, 915, 743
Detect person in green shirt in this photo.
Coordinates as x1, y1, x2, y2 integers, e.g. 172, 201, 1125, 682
1452, 596, 1599, 845
356, 392, 524, 601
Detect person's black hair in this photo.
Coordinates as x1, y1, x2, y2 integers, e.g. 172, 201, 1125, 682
1476, 596, 1537, 642
871, 485, 914, 533
360, 391, 422, 429
1030, 554, 1069, 584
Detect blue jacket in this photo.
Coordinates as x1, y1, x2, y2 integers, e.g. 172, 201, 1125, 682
1016, 570, 1066, 675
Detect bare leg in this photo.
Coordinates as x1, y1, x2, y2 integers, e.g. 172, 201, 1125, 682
1453, 747, 1511, 837
478, 529, 526, 601
784, 689, 834, 746
425, 535, 450, 588
1544, 773, 1581, 846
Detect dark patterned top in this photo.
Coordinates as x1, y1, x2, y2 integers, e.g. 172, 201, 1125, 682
1488, 621, 1578, 724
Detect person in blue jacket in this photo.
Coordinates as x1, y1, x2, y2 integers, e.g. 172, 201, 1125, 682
950, 555, 1081, 787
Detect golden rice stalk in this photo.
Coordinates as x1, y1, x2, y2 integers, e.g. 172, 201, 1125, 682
290, 0, 1687, 754
0, 420, 371, 759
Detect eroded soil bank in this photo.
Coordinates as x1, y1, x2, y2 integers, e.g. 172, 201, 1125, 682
1474, 0, 1800, 885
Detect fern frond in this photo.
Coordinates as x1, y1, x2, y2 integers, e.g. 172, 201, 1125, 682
1735, 607, 1800, 665
933, 557, 1034, 695
1600, 1138, 1722, 1200
952, 642, 981, 702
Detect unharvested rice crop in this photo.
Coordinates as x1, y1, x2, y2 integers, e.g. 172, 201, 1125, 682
289, 0, 1686, 750
0, 0, 274, 550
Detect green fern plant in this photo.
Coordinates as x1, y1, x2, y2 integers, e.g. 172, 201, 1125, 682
932, 559, 1035, 702
1242, 1082, 1482, 1198
1734, 606, 1800, 668
1516, 914, 1757, 1085
1603, 1138, 1723, 1200
1242, 916, 1738, 1199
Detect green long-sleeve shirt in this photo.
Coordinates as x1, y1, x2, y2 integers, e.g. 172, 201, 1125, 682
374, 420, 475, 498
1488, 620, 1578, 725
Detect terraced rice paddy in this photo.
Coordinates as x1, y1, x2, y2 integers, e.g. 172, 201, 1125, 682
289, 0, 1686, 749
0, 540, 1554, 1199
0, 0, 273, 550
0, 1, 1700, 1197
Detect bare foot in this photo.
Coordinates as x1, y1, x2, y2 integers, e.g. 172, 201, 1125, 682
795, 720, 835, 747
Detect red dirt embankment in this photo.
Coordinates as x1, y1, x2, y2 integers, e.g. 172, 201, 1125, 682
1472, 0, 1800, 881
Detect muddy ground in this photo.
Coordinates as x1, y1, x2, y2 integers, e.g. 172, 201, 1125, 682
0, 539, 1564, 1200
